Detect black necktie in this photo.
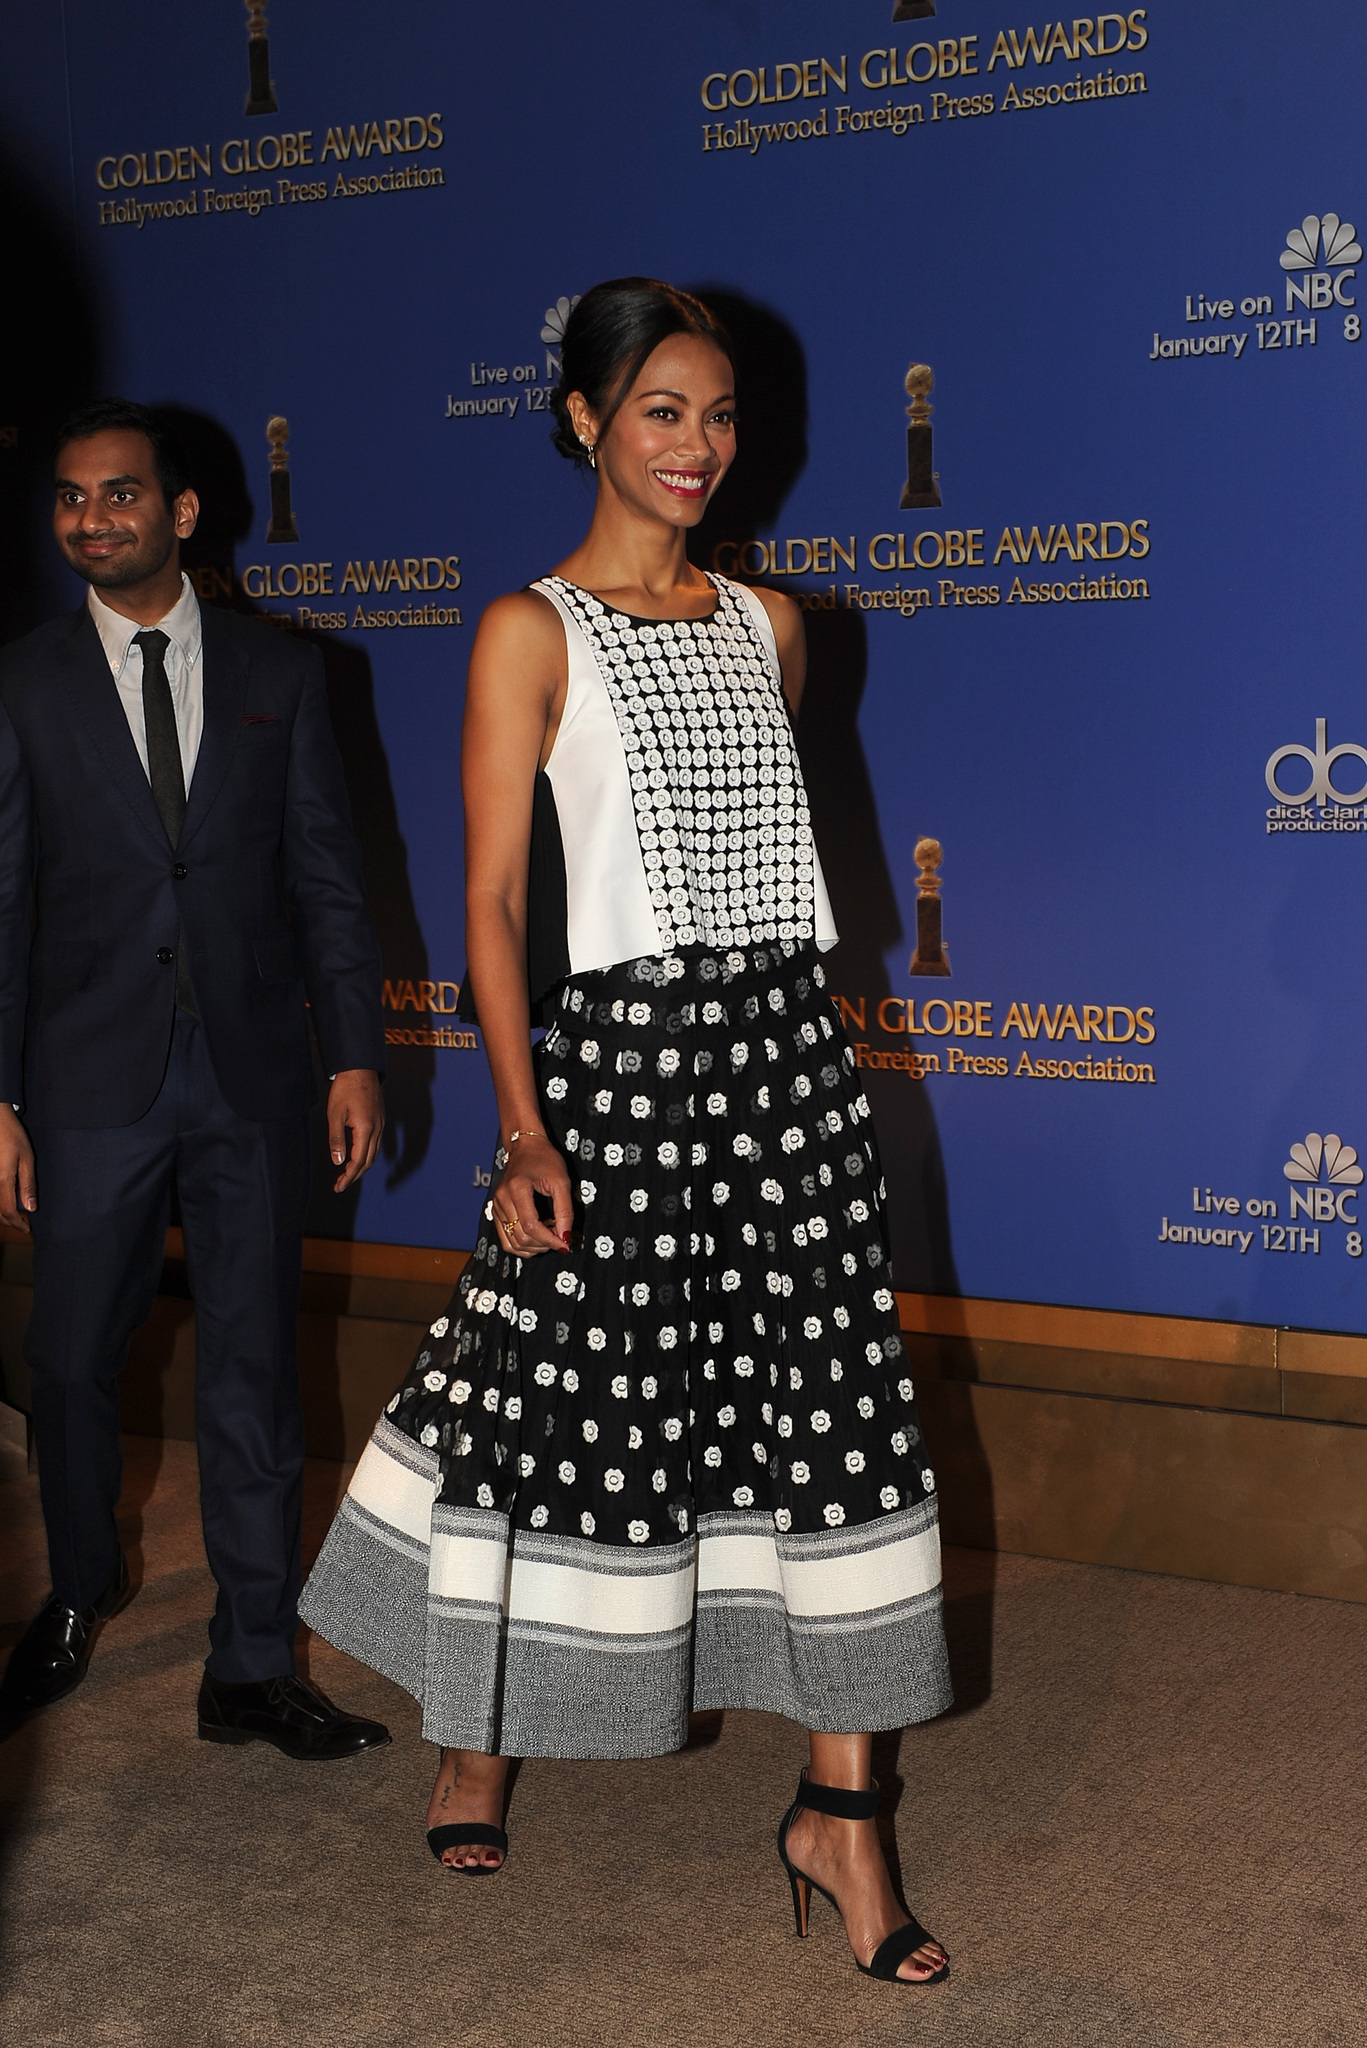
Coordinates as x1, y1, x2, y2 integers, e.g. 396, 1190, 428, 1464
134, 630, 185, 844
133, 629, 196, 1014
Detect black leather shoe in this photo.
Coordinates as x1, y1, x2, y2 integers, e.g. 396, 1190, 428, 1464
0, 1552, 132, 1714
197, 1670, 391, 1761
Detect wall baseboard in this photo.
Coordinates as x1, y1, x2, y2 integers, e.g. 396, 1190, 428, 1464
2, 1232, 1362, 1602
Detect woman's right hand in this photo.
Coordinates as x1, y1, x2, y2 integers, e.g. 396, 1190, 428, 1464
490, 1133, 574, 1257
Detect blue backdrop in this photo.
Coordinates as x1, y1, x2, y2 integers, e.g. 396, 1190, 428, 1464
3, 1, 1363, 1332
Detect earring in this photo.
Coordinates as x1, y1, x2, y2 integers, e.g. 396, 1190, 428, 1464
580, 437, 597, 470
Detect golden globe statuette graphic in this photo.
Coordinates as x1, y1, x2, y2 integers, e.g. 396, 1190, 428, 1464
899, 362, 942, 511
265, 417, 299, 543
893, 1, 937, 19
909, 837, 951, 977
244, 0, 279, 119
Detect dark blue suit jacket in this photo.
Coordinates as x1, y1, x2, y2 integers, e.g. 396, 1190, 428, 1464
0, 602, 384, 1127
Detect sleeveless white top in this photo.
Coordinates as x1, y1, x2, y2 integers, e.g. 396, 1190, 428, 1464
533, 572, 837, 978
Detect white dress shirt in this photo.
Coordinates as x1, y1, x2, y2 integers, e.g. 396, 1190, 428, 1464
87, 573, 204, 787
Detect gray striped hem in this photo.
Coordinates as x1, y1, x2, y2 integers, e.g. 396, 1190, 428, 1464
698, 1496, 938, 1560
298, 1495, 429, 1703
694, 1590, 953, 1732
301, 1448, 952, 1753
698, 1582, 942, 1636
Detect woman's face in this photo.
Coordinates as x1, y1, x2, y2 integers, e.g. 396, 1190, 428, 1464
576, 333, 736, 528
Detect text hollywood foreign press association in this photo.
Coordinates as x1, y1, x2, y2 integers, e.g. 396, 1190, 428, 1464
710, 522, 1151, 617
212, 555, 466, 634
698, 14, 1151, 154
837, 995, 1157, 1087
93, 113, 445, 228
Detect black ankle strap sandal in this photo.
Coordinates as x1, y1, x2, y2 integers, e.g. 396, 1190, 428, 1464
427, 1822, 508, 1876
776, 1770, 949, 1986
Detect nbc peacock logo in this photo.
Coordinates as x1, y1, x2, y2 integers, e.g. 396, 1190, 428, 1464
540, 294, 581, 381
1280, 213, 1360, 313
1281, 213, 1362, 273
1283, 1132, 1362, 1223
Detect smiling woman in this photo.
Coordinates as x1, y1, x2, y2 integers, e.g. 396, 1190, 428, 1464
300, 278, 955, 1990
546, 278, 733, 479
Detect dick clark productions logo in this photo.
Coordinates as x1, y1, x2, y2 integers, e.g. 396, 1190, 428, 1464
1265, 720, 1367, 834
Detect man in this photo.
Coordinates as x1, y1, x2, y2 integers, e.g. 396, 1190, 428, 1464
0, 398, 390, 1760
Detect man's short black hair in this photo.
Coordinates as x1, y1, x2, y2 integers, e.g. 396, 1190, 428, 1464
55, 398, 190, 507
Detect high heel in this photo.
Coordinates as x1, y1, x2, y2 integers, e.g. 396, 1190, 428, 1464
427, 1821, 508, 1875
775, 1770, 949, 1986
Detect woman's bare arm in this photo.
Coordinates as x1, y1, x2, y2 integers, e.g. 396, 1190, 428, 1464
461, 591, 573, 1254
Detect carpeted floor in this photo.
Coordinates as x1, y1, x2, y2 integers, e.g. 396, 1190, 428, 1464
1, 1424, 1365, 2048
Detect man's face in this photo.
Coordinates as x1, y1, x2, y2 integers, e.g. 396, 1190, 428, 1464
53, 428, 195, 590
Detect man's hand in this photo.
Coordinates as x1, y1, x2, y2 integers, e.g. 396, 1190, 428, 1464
0, 1104, 36, 1232
327, 1070, 384, 1193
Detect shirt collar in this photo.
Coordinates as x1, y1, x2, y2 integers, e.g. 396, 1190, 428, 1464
87, 573, 202, 681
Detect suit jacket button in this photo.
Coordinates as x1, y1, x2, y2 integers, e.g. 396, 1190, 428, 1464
172, 863, 188, 879
156, 947, 174, 964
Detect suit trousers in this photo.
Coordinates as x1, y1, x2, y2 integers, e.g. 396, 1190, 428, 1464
24, 1012, 311, 1681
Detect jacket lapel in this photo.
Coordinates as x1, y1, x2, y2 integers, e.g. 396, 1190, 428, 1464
180, 606, 248, 847
61, 608, 169, 849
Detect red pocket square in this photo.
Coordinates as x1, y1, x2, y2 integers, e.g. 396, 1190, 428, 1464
242, 713, 281, 725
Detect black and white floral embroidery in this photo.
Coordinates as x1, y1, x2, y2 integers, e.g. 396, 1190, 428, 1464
382, 942, 932, 1548
301, 588, 952, 1754
541, 576, 817, 954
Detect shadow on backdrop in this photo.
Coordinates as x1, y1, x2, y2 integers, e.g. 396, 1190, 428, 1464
686, 287, 960, 1286
0, 144, 102, 648
0, 139, 97, 1881
157, 406, 436, 1234
798, 600, 997, 1708
0, 136, 101, 1442
689, 288, 995, 1705
686, 284, 809, 547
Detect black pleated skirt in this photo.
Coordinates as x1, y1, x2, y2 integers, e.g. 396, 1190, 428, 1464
301, 940, 952, 1757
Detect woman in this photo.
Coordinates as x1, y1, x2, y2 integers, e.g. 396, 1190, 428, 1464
301, 279, 953, 1985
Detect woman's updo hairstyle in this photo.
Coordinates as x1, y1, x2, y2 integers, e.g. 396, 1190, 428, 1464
550, 277, 733, 467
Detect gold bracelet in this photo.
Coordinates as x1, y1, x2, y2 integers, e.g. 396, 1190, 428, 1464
506, 1128, 545, 1148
